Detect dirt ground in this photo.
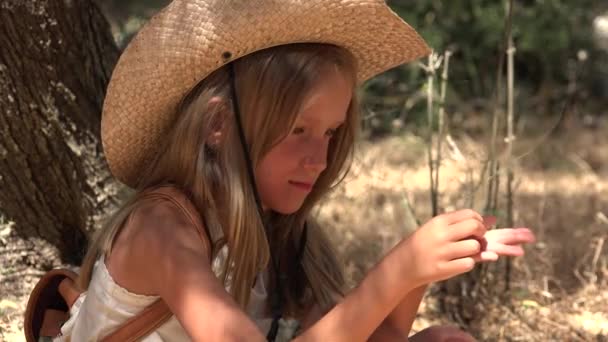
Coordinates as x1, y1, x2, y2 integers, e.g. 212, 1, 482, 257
1, 122, 607, 341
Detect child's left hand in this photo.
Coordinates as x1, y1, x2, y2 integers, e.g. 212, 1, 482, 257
475, 216, 536, 262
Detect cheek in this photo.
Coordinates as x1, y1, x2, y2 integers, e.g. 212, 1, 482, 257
255, 139, 306, 212
259, 139, 303, 175
276, 137, 306, 157
256, 144, 292, 192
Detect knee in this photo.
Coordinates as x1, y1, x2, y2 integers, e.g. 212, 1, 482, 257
409, 325, 476, 342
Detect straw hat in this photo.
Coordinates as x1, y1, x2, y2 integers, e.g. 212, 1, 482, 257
101, 0, 431, 187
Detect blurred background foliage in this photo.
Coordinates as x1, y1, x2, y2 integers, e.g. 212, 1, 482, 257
96, 0, 608, 137
380, 0, 608, 136
391, 0, 607, 97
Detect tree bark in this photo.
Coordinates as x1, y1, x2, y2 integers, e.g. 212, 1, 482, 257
0, 0, 120, 265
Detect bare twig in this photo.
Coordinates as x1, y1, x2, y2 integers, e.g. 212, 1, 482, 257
426, 54, 437, 216
422, 52, 443, 216
591, 236, 605, 280
400, 193, 419, 234
435, 50, 452, 215
486, 0, 515, 215
597, 212, 608, 225
504, 0, 516, 292
445, 134, 465, 162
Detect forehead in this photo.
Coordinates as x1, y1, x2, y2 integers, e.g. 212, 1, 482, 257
297, 69, 353, 123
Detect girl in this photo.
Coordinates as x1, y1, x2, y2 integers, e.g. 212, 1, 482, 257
59, 0, 536, 341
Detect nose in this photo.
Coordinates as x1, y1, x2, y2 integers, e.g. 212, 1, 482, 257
303, 139, 327, 174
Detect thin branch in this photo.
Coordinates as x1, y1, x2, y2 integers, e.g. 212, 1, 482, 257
435, 51, 452, 215
424, 52, 440, 216
505, 0, 516, 293
486, 0, 515, 215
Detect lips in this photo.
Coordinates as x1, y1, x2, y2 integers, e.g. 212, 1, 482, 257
288, 180, 313, 191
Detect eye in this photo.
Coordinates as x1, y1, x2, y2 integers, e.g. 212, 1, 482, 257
325, 128, 338, 138
292, 126, 305, 135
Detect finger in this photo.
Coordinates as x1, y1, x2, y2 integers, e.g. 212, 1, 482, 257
473, 251, 499, 262
449, 219, 487, 241
443, 257, 476, 278
486, 228, 536, 244
445, 239, 482, 260
486, 243, 525, 256
443, 209, 484, 225
509, 228, 536, 243
476, 236, 488, 251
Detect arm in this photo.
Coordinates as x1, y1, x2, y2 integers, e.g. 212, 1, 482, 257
300, 211, 492, 341
302, 285, 428, 342
369, 285, 427, 341
294, 241, 420, 342
367, 216, 496, 341
366, 218, 538, 341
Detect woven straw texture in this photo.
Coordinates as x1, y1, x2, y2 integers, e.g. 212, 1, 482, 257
101, 0, 431, 187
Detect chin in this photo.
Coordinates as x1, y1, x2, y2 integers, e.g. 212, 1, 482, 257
270, 201, 304, 215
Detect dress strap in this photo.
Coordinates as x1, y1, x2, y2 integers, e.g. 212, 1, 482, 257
140, 185, 213, 261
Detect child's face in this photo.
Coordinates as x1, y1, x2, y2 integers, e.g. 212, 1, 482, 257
256, 70, 352, 214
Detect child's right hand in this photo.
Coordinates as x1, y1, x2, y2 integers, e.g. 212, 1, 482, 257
397, 209, 487, 286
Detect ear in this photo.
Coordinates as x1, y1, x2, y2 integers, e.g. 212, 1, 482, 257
208, 130, 223, 146
207, 95, 224, 109
207, 96, 227, 146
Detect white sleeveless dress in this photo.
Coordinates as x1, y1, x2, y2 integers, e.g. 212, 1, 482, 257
56, 250, 299, 341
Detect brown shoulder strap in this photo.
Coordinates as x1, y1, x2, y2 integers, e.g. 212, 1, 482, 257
102, 299, 172, 342
141, 185, 213, 258
24, 269, 79, 342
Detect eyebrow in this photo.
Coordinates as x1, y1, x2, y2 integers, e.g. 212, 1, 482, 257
296, 114, 345, 127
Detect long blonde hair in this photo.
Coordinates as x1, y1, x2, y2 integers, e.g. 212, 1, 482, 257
80, 43, 359, 317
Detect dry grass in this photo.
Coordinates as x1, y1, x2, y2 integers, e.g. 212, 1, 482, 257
1, 125, 607, 341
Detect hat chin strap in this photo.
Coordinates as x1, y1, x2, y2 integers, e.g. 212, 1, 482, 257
227, 62, 283, 341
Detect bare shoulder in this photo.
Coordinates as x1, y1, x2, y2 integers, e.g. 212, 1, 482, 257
105, 192, 263, 340
300, 303, 324, 331
106, 193, 212, 296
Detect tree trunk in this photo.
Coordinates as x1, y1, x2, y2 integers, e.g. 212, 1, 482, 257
0, 0, 121, 265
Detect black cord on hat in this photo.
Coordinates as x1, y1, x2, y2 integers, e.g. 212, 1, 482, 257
227, 61, 283, 342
